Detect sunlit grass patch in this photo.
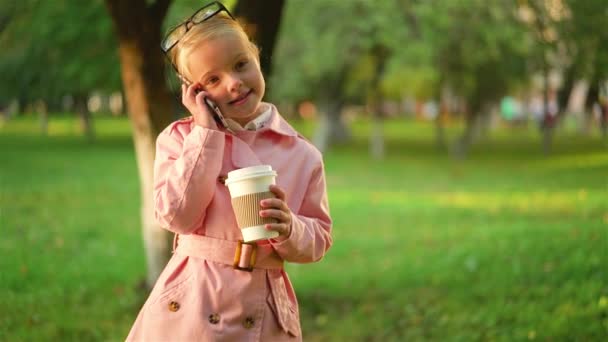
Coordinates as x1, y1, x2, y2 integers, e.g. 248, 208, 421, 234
527, 151, 608, 171
431, 190, 598, 217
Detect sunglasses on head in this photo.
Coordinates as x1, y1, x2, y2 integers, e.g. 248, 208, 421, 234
161, 1, 234, 53
161, 1, 234, 86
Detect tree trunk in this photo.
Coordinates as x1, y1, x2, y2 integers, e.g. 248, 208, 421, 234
452, 100, 481, 160
367, 44, 389, 160
234, 0, 285, 76
74, 94, 95, 141
7, 99, 20, 120
435, 86, 450, 152
37, 100, 48, 136
557, 67, 574, 121
453, 113, 476, 159
104, 0, 174, 288
435, 113, 447, 151
541, 62, 554, 155
313, 99, 349, 153
566, 79, 589, 133
313, 66, 352, 153
600, 104, 607, 141
370, 116, 384, 159
583, 80, 599, 136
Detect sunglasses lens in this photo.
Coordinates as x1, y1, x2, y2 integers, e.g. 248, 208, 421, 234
161, 2, 232, 52
192, 4, 221, 23
162, 25, 187, 51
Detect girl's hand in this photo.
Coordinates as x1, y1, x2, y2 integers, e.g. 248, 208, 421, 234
181, 83, 219, 130
260, 185, 292, 237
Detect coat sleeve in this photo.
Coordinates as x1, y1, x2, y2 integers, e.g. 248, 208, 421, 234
270, 161, 333, 263
153, 124, 225, 234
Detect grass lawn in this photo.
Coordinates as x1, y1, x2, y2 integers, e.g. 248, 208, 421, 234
1, 114, 607, 341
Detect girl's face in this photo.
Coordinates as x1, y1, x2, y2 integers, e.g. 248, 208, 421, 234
186, 35, 265, 126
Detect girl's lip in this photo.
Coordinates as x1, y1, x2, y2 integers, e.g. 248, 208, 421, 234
229, 90, 252, 105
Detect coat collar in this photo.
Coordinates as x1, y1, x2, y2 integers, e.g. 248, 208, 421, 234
230, 102, 298, 168
224, 105, 272, 132
258, 103, 298, 137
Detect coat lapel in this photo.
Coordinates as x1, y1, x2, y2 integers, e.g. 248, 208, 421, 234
230, 134, 262, 168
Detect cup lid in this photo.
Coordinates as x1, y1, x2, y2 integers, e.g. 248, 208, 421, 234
225, 165, 277, 185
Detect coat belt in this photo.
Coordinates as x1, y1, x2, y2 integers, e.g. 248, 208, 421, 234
173, 234, 284, 271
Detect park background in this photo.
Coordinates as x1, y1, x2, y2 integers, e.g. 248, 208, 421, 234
1, 0, 607, 341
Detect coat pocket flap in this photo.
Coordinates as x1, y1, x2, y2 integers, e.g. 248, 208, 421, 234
267, 272, 300, 337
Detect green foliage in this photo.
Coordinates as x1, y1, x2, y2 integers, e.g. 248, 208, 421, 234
1, 116, 607, 340
164, 0, 237, 32
382, 63, 438, 99
269, 0, 537, 108
269, 0, 410, 103
0, 0, 605, 114
417, 0, 533, 109
517, 0, 607, 90
559, 0, 608, 80
0, 0, 121, 105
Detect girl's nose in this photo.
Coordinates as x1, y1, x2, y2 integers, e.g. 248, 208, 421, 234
228, 74, 243, 92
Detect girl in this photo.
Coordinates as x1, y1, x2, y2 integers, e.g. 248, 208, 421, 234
126, 2, 333, 341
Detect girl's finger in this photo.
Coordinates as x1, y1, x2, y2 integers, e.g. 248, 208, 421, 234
269, 185, 286, 201
265, 223, 290, 236
259, 209, 289, 222
187, 83, 200, 99
260, 198, 288, 211
194, 90, 210, 108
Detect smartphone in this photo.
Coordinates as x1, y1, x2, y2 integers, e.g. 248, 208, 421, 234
204, 97, 231, 131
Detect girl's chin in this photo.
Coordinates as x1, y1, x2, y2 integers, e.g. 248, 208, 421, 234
225, 95, 265, 123
227, 110, 258, 126
231, 113, 259, 126
233, 101, 262, 118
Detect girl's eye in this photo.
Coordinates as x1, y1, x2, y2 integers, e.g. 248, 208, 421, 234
235, 60, 248, 71
205, 76, 219, 86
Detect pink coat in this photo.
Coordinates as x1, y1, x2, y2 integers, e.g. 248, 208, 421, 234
126, 103, 333, 341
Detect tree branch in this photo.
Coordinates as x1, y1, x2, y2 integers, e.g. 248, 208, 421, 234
104, 0, 146, 38
150, 0, 173, 27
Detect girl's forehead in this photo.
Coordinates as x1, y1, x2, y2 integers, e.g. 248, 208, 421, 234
186, 36, 252, 77
192, 36, 249, 64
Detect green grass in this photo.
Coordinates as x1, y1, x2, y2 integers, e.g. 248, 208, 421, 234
1, 113, 607, 341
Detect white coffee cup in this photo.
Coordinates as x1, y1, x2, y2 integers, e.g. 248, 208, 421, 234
225, 165, 280, 242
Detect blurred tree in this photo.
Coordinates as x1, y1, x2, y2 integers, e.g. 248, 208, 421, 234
361, 0, 417, 159
521, 0, 608, 149
558, 0, 608, 140
385, 1, 441, 149
0, 0, 121, 138
521, 0, 563, 155
418, 0, 531, 158
104, 0, 175, 288
234, 0, 285, 76
270, 0, 409, 154
270, 1, 357, 152
271, 0, 534, 158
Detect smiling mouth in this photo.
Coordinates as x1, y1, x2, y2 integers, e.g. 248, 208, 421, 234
229, 89, 252, 105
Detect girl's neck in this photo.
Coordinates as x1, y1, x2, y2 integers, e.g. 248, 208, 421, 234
231, 103, 268, 126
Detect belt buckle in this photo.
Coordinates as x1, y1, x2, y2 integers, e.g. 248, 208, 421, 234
233, 240, 257, 272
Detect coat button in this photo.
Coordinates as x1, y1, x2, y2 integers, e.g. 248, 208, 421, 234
208, 313, 220, 324
168, 301, 180, 312
217, 175, 227, 184
243, 316, 255, 329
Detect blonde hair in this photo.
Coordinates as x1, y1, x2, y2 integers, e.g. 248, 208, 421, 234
167, 13, 260, 82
